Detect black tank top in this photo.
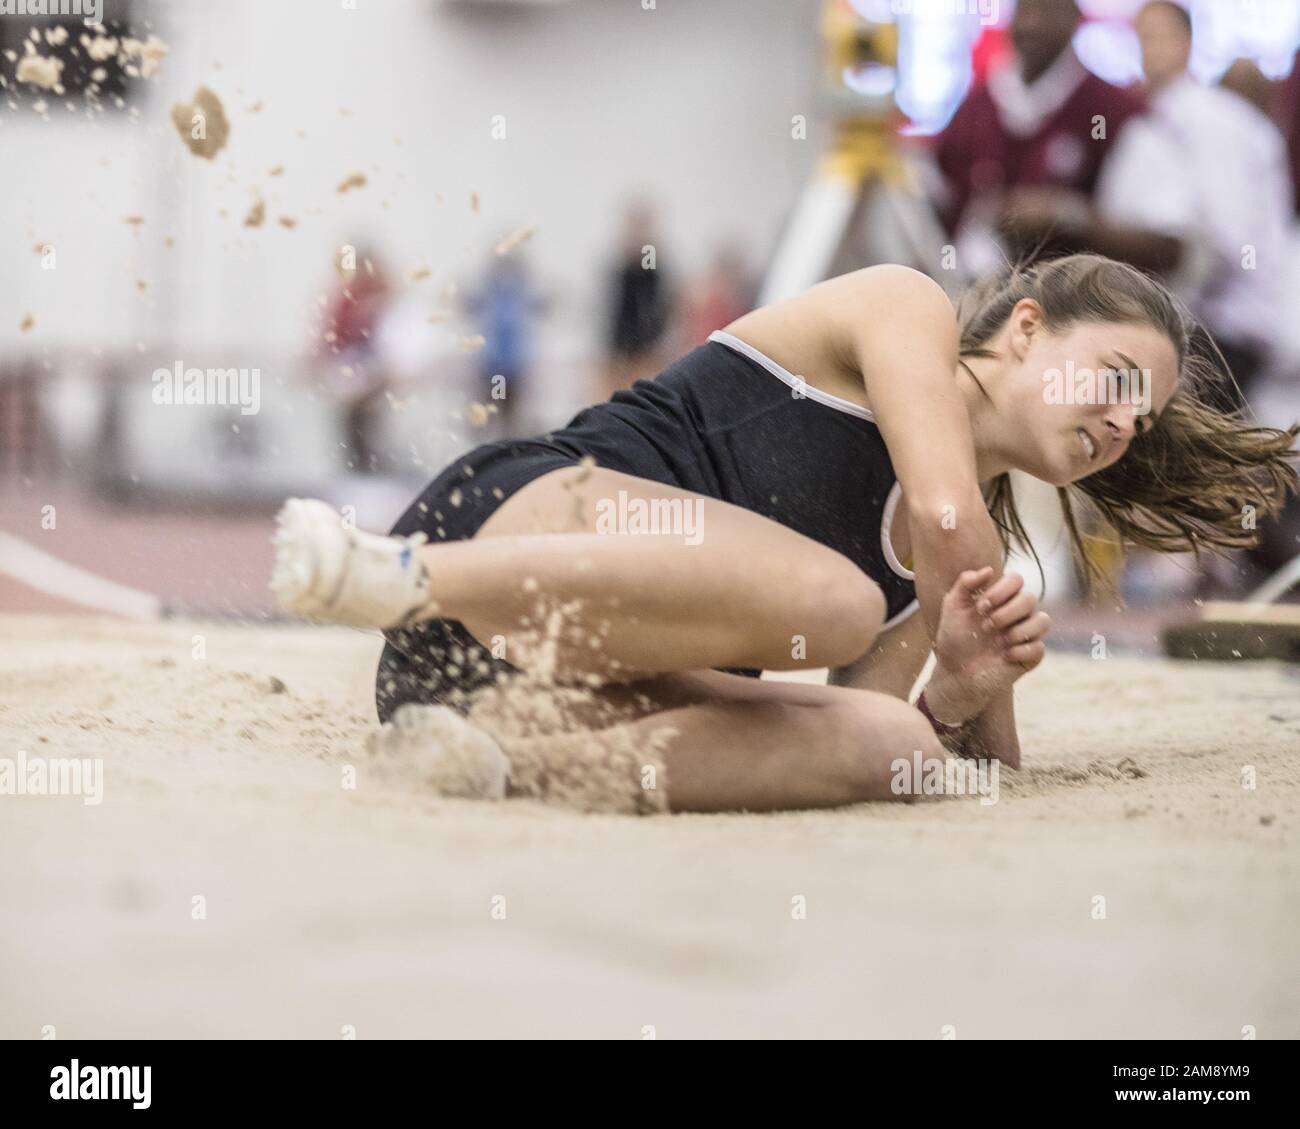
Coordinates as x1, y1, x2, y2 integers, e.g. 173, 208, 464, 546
533, 330, 919, 630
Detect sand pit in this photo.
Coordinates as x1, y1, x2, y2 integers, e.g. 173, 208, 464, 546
1, 614, 1297, 1039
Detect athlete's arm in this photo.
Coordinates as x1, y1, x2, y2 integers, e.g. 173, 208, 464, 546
828, 606, 929, 699
813, 266, 1004, 631
811, 265, 1021, 763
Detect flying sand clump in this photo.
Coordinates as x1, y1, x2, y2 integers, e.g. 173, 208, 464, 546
119, 35, 169, 79
243, 194, 266, 228
81, 34, 120, 63
170, 87, 230, 159
494, 225, 538, 257
15, 51, 64, 92
465, 402, 499, 428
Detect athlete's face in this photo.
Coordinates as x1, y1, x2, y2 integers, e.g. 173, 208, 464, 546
1005, 312, 1179, 487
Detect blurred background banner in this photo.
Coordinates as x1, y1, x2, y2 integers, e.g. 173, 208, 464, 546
3, 0, 1299, 635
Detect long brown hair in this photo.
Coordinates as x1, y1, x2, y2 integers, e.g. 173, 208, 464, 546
956, 254, 1299, 592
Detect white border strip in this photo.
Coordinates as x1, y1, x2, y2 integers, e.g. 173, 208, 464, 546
708, 330, 877, 421
882, 598, 920, 632
880, 481, 916, 581
1247, 555, 1300, 605
0, 532, 162, 621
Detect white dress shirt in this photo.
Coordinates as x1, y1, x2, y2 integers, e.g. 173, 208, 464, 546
1097, 73, 1294, 352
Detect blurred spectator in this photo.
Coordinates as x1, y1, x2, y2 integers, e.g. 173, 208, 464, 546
0, 361, 55, 480
933, 0, 1144, 272
465, 250, 546, 438
316, 247, 393, 474
678, 245, 754, 350
602, 201, 673, 399
1094, 0, 1293, 412
1098, 3, 1297, 596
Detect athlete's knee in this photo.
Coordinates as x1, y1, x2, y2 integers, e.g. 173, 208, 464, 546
872, 700, 944, 804
888, 705, 945, 804
798, 558, 886, 666
830, 695, 943, 803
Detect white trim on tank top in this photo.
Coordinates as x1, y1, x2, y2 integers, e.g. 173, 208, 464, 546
708, 330, 876, 422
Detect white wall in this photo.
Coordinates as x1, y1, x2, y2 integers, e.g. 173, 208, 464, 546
5, 0, 824, 360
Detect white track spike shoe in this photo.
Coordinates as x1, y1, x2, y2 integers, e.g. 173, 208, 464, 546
271, 498, 432, 630
367, 704, 511, 800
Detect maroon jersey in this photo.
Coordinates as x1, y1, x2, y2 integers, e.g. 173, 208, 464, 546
935, 66, 1145, 234
1278, 50, 1300, 216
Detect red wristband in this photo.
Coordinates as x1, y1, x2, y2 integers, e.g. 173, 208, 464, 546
916, 690, 963, 735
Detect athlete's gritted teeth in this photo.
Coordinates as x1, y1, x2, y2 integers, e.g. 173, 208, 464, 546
1076, 427, 1098, 464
